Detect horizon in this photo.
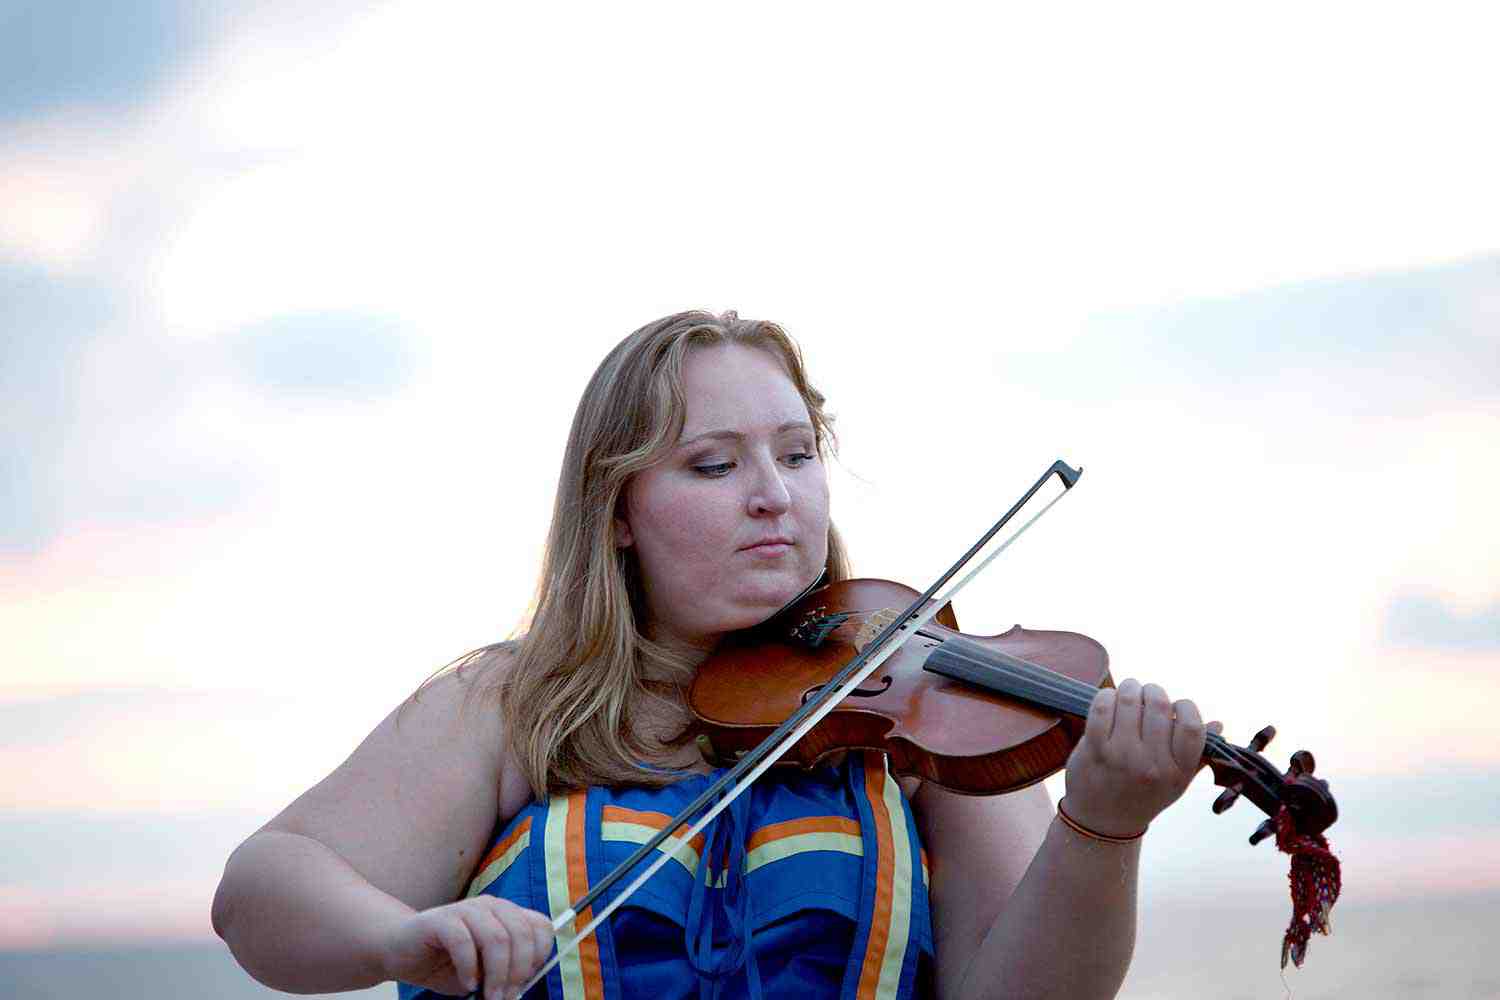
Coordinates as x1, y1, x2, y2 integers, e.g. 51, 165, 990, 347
7, 892, 1498, 998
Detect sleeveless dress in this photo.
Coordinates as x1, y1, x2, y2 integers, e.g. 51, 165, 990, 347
396, 752, 934, 1000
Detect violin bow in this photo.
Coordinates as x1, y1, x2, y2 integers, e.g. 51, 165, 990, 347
498, 460, 1084, 998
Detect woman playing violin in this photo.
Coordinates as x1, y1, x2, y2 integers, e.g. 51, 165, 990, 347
212, 310, 1217, 1000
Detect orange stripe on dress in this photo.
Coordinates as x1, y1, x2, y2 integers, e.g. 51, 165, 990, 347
855, 755, 897, 1000
745, 815, 861, 851
603, 807, 860, 861
564, 792, 605, 1000
477, 816, 531, 872
600, 805, 708, 854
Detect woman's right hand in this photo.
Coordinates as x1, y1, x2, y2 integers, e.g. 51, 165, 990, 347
377, 896, 555, 1000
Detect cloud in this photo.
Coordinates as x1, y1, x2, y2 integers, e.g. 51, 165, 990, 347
0, 1, 210, 123
1318, 769, 1500, 837
0, 317, 252, 557
0, 686, 290, 750
0, 806, 263, 888
0, 680, 391, 812
1019, 253, 1500, 416
1, 256, 424, 557
0, 265, 116, 553
1385, 591, 1500, 651
0, 802, 263, 949
1128, 766, 1500, 907
222, 310, 418, 400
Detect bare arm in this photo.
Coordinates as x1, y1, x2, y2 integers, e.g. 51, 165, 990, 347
917, 679, 1211, 1000
212, 658, 534, 993
917, 782, 1140, 1000
212, 829, 418, 992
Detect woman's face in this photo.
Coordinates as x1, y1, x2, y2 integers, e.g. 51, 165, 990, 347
617, 342, 831, 651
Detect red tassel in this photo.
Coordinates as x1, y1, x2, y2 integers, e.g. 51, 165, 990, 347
1274, 805, 1341, 969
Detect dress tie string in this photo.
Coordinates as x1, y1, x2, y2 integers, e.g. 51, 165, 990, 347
684, 785, 762, 1000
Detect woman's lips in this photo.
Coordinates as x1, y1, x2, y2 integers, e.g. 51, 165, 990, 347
741, 540, 793, 556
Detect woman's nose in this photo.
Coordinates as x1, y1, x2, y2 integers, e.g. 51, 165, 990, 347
747, 460, 791, 516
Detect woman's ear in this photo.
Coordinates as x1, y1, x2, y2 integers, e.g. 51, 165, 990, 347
614, 515, 633, 549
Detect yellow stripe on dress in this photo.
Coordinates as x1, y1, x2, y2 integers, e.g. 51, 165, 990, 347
466, 817, 531, 897
599, 808, 865, 888
746, 830, 863, 871
542, 793, 605, 1000
874, 759, 914, 1000
854, 754, 914, 1000
599, 806, 706, 875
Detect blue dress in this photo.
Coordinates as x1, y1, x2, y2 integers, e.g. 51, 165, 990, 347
397, 752, 934, 1000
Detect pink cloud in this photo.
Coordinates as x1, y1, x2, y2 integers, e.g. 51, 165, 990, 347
0, 880, 212, 951
1332, 830, 1500, 903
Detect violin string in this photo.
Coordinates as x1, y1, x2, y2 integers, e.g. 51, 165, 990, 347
930, 642, 1264, 776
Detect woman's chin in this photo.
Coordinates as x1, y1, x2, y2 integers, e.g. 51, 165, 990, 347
732, 580, 814, 624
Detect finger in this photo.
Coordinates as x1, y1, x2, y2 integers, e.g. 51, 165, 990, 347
527, 909, 556, 975
497, 901, 537, 989
1141, 683, 1173, 761
433, 917, 481, 997
461, 908, 513, 1000
1113, 678, 1143, 746
1081, 686, 1117, 761
1170, 700, 1206, 776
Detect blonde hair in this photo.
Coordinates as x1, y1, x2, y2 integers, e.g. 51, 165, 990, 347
431, 310, 849, 797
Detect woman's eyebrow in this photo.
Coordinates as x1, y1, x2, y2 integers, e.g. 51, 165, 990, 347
677, 421, 813, 447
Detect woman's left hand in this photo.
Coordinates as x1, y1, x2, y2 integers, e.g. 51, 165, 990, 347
1060, 678, 1221, 838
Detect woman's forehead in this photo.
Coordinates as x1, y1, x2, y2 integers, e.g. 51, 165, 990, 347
677, 343, 809, 436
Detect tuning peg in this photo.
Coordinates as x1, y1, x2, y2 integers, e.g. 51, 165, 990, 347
1249, 817, 1277, 846
1213, 784, 1243, 814
1249, 725, 1276, 753
1288, 750, 1316, 777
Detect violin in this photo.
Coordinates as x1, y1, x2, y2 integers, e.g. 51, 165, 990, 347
690, 575, 1338, 845
510, 460, 1342, 996
689, 574, 1342, 969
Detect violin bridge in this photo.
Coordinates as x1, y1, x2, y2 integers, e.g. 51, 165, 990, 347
854, 608, 901, 651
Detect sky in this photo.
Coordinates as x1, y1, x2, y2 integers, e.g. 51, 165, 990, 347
1, 0, 1497, 985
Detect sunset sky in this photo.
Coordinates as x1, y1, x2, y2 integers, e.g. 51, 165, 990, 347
2, 2, 1496, 990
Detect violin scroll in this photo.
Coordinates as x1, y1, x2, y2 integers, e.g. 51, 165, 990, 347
1205, 726, 1343, 968
1202, 723, 1338, 845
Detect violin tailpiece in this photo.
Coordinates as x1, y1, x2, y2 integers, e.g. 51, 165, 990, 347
790, 607, 843, 647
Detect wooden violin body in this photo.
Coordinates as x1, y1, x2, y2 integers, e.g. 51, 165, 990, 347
691, 578, 1111, 794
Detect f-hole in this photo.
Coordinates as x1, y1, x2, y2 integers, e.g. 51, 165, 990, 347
802, 675, 893, 704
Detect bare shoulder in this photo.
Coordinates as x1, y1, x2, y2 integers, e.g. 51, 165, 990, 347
259, 645, 533, 911
396, 646, 534, 820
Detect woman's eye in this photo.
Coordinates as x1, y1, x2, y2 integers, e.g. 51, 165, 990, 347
694, 462, 735, 477
785, 452, 817, 467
